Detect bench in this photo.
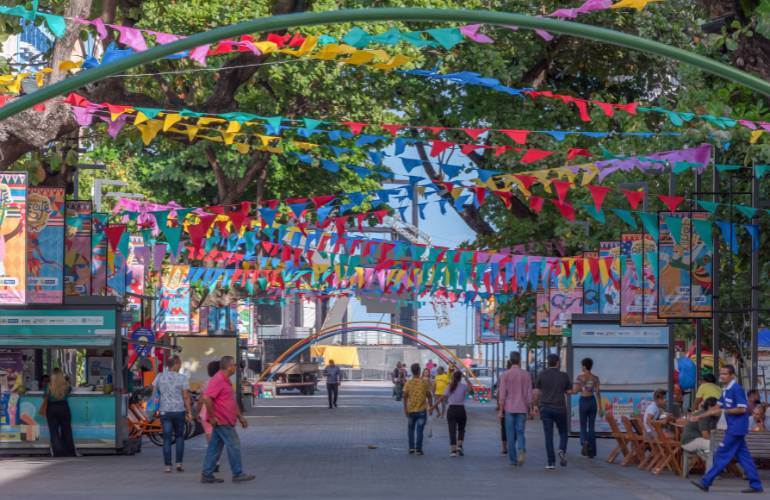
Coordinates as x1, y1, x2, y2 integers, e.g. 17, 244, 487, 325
711, 430, 770, 460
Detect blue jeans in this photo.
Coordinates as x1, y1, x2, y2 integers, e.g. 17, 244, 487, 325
579, 396, 597, 458
504, 412, 527, 464
202, 425, 243, 477
160, 411, 186, 466
407, 411, 427, 451
540, 407, 568, 466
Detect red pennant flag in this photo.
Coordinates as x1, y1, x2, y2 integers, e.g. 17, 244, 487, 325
463, 128, 487, 141
493, 146, 509, 157
105, 224, 126, 252
381, 124, 404, 136
657, 194, 685, 212
587, 184, 611, 212
567, 148, 592, 161
499, 129, 529, 145
188, 214, 216, 252
513, 174, 537, 191
334, 215, 349, 235
64, 93, 94, 108
622, 189, 645, 210
593, 101, 615, 117
575, 259, 585, 282
430, 140, 453, 157
311, 195, 335, 208
103, 103, 132, 119
493, 190, 513, 209
341, 121, 366, 135
558, 95, 591, 122
355, 213, 366, 232
373, 209, 388, 224
520, 148, 554, 164
460, 144, 482, 155
552, 199, 575, 221
471, 187, 487, 206
264, 199, 280, 209
552, 180, 571, 204
588, 258, 600, 283
424, 126, 445, 136
228, 201, 250, 233
530, 195, 545, 214
615, 102, 638, 115
288, 32, 306, 47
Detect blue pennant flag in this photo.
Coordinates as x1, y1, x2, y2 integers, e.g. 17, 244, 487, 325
288, 202, 307, 219
258, 207, 278, 227
401, 157, 423, 173
320, 159, 340, 173
440, 163, 463, 178
715, 220, 739, 254
744, 224, 760, 253
368, 151, 385, 167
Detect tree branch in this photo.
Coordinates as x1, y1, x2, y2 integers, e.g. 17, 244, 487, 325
204, 146, 230, 203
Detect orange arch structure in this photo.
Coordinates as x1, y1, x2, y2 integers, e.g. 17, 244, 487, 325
259, 321, 481, 386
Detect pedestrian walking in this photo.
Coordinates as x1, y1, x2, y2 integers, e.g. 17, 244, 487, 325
433, 366, 450, 418
692, 365, 764, 493
153, 355, 192, 473
433, 370, 471, 456
200, 356, 255, 484
403, 363, 433, 455
40, 368, 76, 457
573, 357, 601, 459
497, 359, 514, 455
198, 360, 221, 472
325, 359, 341, 409
392, 362, 405, 401
534, 353, 571, 470
498, 352, 533, 466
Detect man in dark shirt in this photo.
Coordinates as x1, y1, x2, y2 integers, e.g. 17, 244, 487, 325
324, 360, 342, 409
681, 397, 719, 469
534, 353, 572, 469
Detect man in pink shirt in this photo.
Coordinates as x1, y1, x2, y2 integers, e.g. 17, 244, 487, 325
497, 352, 533, 466
201, 356, 255, 484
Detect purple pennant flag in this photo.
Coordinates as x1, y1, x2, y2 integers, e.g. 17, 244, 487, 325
550, 0, 612, 18
72, 106, 97, 126
99, 114, 128, 138
459, 24, 494, 43
112, 25, 148, 52
152, 243, 167, 271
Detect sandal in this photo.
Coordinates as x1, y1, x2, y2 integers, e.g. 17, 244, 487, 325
176, 464, 184, 472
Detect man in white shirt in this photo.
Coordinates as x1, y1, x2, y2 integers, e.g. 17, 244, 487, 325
643, 389, 670, 437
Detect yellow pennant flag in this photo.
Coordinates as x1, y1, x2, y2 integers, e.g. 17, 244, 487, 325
134, 111, 150, 126
35, 68, 52, 87
372, 54, 412, 71
163, 113, 182, 131
197, 117, 225, 127
598, 258, 610, 285
313, 44, 356, 60
341, 50, 376, 66
580, 164, 600, 186
225, 121, 241, 134
750, 130, 764, 144
611, 0, 661, 11
280, 35, 317, 56
136, 120, 164, 145
234, 142, 250, 154
186, 125, 199, 142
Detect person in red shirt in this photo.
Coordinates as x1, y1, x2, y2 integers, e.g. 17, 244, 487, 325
200, 356, 255, 484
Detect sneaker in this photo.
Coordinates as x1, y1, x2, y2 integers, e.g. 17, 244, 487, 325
416, 450, 424, 456
559, 450, 567, 467
213, 464, 220, 473
741, 488, 763, 494
691, 480, 709, 492
408, 449, 416, 454
545, 465, 556, 470
201, 475, 224, 484
176, 464, 184, 472
450, 451, 458, 457
164, 466, 172, 473
517, 451, 526, 466
457, 447, 464, 457
232, 474, 256, 483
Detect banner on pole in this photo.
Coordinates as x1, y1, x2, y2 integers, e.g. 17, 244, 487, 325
475, 298, 501, 343
549, 286, 583, 335
582, 251, 599, 314
658, 212, 692, 318
64, 200, 92, 296
91, 213, 108, 295
598, 241, 620, 315
159, 265, 191, 333
536, 289, 550, 336
106, 224, 127, 297
689, 212, 713, 317
642, 231, 666, 324
0, 172, 27, 305
26, 186, 64, 304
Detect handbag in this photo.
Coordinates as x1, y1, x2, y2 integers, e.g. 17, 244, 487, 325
716, 411, 727, 431
145, 377, 161, 420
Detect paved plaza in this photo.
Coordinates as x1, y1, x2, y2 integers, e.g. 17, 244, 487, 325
0, 382, 767, 499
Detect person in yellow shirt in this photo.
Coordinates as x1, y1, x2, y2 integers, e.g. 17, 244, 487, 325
403, 363, 433, 455
433, 367, 450, 418
694, 373, 722, 410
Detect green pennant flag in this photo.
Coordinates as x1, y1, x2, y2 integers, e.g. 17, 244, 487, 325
135, 107, 162, 120
161, 225, 182, 256
117, 231, 130, 258
716, 163, 741, 172
426, 27, 464, 49
735, 204, 759, 219
696, 200, 719, 214
673, 161, 702, 175
692, 219, 714, 252
639, 212, 659, 242
611, 208, 638, 230
141, 228, 155, 246
583, 205, 606, 224
754, 165, 770, 179
664, 215, 684, 245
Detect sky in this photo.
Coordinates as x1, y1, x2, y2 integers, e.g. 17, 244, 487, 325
346, 146, 479, 347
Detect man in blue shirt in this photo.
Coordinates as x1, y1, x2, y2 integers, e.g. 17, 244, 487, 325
325, 359, 342, 409
692, 365, 763, 494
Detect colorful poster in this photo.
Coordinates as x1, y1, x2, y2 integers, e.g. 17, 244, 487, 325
536, 291, 550, 336
582, 251, 600, 314
236, 299, 252, 340
690, 212, 713, 317
64, 200, 92, 296
105, 224, 127, 297
91, 213, 108, 295
657, 212, 691, 318
620, 234, 644, 326
126, 236, 145, 327
569, 391, 653, 433
0, 172, 27, 304
475, 299, 500, 343
159, 265, 190, 333
642, 232, 666, 324
26, 187, 64, 304
549, 286, 583, 335
598, 242, 620, 315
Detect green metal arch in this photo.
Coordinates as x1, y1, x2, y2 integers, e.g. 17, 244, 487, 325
1, 7, 769, 121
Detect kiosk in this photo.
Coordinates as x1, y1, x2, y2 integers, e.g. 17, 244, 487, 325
0, 297, 131, 455
567, 314, 672, 434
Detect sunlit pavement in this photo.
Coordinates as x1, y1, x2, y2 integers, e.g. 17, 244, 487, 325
0, 382, 766, 499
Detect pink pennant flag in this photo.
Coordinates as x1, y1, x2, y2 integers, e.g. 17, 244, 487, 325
112, 25, 149, 52
152, 31, 182, 44
189, 44, 211, 66
459, 24, 494, 44
72, 106, 97, 126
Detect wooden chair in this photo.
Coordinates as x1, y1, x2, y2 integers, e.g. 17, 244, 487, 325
630, 416, 657, 470
605, 413, 630, 464
620, 415, 645, 466
652, 421, 682, 475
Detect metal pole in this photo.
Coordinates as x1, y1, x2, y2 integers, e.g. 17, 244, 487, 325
712, 165, 720, 372
751, 170, 759, 388
694, 171, 703, 385
667, 169, 676, 411
3, 8, 770, 121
